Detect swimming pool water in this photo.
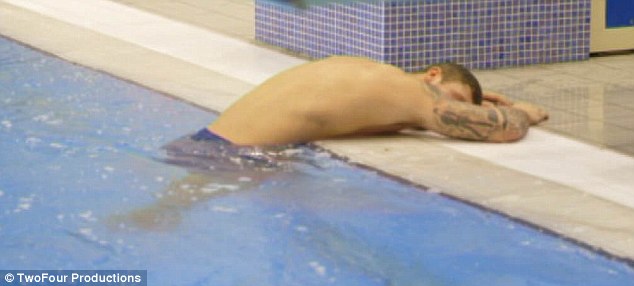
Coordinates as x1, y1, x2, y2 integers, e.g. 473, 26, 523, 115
1, 36, 633, 285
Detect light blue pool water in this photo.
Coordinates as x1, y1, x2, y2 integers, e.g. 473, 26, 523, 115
1, 36, 633, 285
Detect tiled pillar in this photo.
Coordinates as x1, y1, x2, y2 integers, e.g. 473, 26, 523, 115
255, 0, 592, 71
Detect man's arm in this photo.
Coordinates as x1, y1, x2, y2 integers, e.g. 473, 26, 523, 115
426, 100, 532, 142
482, 90, 514, 106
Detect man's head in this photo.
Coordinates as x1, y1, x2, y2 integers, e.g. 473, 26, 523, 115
420, 63, 483, 105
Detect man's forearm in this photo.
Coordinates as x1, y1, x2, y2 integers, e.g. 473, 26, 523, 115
511, 101, 549, 126
430, 100, 530, 142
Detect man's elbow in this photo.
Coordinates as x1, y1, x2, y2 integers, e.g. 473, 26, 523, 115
496, 128, 528, 143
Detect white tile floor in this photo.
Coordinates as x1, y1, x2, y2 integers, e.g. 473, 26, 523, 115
1, 0, 633, 263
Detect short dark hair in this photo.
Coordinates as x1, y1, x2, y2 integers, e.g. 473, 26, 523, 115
424, 63, 483, 105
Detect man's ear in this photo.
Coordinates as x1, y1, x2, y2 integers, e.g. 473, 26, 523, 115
422, 67, 443, 84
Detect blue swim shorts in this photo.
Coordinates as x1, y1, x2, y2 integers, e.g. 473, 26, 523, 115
161, 128, 281, 172
190, 128, 231, 143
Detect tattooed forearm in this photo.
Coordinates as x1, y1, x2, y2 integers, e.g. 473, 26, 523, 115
432, 101, 529, 142
498, 108, 530, 140
435, 108, 497, 140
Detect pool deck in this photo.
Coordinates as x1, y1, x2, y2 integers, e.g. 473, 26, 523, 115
1, 0, 634, 264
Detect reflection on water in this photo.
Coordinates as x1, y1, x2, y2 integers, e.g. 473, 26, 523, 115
1, 36, 633, 285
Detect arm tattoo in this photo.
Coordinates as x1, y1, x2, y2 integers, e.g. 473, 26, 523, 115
433, 101, 529, 141
498, 108, 530, 138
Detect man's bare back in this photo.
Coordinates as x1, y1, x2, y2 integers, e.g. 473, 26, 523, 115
209, 57, 433, 145
209, 56, 548, 146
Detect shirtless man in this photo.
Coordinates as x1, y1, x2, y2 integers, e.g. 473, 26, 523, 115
113, 57, 547, 230
206, 56, 548, 146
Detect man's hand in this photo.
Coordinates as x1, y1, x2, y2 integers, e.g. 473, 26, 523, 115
512, 101, 549, 125
483, 91, 547, 126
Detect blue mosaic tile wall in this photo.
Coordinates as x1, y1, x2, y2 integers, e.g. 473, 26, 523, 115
255, 0, 591, 71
